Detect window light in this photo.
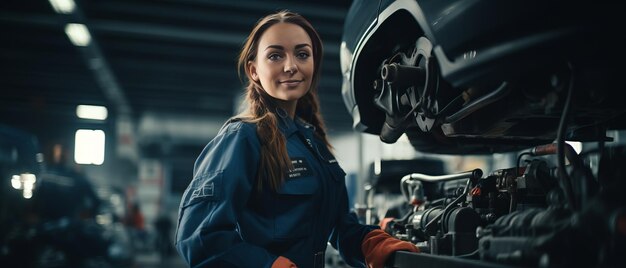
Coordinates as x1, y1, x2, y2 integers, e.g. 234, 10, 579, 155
75, 129, 105, 165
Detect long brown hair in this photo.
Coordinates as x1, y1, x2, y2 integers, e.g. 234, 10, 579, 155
236, 10, 331, 192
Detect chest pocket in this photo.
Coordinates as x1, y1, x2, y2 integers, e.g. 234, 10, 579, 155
273, 173, 318, 240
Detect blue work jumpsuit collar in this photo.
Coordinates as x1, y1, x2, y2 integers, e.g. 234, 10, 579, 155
275, 107, 315, 139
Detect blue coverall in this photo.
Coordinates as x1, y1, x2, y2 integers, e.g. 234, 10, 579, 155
175, 114, 376, 268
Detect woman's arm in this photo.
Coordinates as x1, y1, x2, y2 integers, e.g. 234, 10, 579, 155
329, 172, 418, 268
175, 122, 277, 267
329, 182, 378, 267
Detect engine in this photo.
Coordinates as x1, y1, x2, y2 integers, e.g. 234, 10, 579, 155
382, 144, 626, 267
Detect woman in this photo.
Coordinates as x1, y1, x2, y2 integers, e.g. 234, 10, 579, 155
175, 10, 418, 268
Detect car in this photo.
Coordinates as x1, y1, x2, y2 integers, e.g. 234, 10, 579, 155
340, 1, 626, 267
0, 124, 43, 266
0, 124, 131, 267
340, 0, 626, 154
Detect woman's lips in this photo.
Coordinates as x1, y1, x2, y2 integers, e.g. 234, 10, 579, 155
280, 80, 303, 87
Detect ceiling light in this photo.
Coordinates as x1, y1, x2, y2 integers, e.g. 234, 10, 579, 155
65, 23, 91, 47
49, 0, 76, 14
76, 105, 108, 120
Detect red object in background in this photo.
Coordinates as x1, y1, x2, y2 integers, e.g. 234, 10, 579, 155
126, 202, 145, 230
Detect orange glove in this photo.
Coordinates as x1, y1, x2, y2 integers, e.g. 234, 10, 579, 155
272, 256, 297, 268
379, 217, 395, 232
361, 229, 419, 268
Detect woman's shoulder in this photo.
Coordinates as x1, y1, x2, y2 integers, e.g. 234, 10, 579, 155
217, 117, 258, 139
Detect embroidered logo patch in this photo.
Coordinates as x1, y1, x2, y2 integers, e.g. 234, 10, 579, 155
287, 157, 313, 179
191, 181, 214, 199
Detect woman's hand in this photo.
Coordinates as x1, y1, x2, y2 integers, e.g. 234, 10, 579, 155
361, 229, 419, 268
272, 256, 297, 268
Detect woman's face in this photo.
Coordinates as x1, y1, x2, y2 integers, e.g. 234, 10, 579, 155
249, 22, 314, 103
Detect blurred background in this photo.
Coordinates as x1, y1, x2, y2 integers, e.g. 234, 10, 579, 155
0, 0, 468, 267
1, 0, 359, 267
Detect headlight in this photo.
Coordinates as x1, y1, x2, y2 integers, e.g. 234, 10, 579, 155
10, 173, 37, 199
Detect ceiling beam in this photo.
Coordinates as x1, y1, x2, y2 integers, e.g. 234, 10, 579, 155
154, 0, 348, 21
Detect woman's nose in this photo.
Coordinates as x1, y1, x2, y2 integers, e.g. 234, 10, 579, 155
284, 56, 298, 74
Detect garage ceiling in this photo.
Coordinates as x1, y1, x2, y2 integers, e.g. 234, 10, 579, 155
0, 0, 354, 155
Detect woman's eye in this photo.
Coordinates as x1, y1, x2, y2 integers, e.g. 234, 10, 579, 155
297, 52, 310, 59
268, 53, 282, 61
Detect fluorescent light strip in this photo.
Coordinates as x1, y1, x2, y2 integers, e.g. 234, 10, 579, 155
76, 105, 108, 120
49, 0, 76, 14
65, 23, 91, 47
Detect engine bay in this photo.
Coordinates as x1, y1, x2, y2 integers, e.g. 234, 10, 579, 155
377, 143, 625, 267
